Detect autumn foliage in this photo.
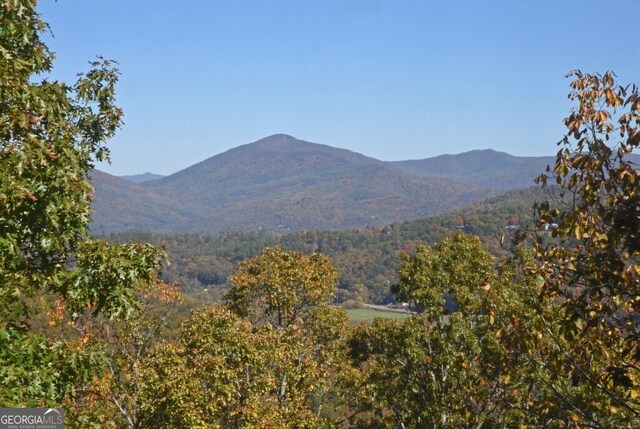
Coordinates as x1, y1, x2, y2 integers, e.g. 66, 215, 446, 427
2, 1, 640, 428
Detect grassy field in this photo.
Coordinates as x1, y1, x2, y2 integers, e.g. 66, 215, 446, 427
346, 308, 412, 324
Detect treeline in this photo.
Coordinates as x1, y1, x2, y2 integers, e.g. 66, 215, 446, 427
106, 186, 549, 304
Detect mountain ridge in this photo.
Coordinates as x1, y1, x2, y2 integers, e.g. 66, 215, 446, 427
119, 172, 165, 183
388, 149, 555, 190
90, 134, 556, 234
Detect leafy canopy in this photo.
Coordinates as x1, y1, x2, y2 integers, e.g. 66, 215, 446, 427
225, 246, 339, 329
535, 70, 640, 422
0, 0, 165, 408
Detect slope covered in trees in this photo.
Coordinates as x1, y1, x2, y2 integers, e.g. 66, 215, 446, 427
388, 149, 555, 190
119, 172, 165, 183
89, 134, 569, 234
92, 134, 496, 234
108, 186, 550, 303
90, 170, 197, 234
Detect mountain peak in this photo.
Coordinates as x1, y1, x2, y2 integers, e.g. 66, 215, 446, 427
259, 133, 297, 141
250, 134, 306, 150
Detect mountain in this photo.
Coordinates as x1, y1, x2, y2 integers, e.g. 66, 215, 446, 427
89, 170, 196, 234
137, 134, 493, 233
141, 134, 383, 210
119, 172, 165, 183
91, 134, 500, 233
388, 149, 555, 190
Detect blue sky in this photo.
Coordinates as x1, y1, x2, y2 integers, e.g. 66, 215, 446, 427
39, 0, 639, 176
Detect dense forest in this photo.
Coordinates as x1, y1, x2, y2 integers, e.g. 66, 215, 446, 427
105, 186, 550, 304
2, 2, 639, 428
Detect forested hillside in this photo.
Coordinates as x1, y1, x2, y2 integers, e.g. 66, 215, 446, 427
107, 186, 550, 303
89, 134, 565, 234
90, 170, 197, 234
389, 149, 555, 190
119, 172, 165, 183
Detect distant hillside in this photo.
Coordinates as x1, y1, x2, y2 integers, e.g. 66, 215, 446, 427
89, 171, 196, 234
142, 134, 383, 211
140, 135, 492, 233
106, 186, 552, 303
90, 134, 561, 234
388, 149, 555, 190
119, 172, 165, 183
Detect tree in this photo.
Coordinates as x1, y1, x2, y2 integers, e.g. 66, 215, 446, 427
225, 246, 350, 425
534, 70, 640, 424
140, 247, 351, 428
225, 246, 339, 329
392, 232, 493, 314
139, 305, 276, 429
0, 0, 165, 412
348, 234, 518, 428
138, 310, 348, 429
62, 281, 183, 429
